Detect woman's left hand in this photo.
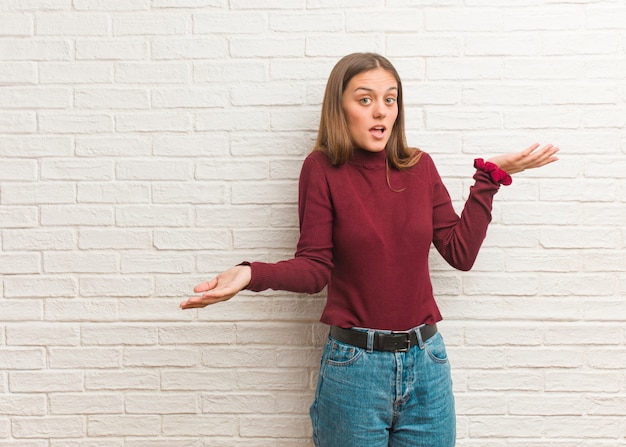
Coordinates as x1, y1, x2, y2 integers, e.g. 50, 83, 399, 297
487, 143, 559, 175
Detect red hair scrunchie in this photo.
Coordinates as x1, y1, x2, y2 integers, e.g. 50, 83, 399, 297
473, 158, 512, 186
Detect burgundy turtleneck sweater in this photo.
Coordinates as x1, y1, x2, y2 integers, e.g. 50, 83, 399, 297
245, 149, 501, 331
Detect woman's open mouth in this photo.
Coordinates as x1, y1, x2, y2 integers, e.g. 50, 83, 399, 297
370, 126, 386, 138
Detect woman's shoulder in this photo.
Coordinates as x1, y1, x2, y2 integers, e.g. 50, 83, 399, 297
303, 149, 334, 171
406, 147, 435, 170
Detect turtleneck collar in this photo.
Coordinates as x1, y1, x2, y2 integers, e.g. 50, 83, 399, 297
348, 148, 387, 168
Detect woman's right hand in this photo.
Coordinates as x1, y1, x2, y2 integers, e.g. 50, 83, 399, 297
180, 265, 251, 309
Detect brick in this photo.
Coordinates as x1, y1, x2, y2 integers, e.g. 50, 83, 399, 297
158, 324, 237, 345
44, 252, 118, 273
161, 370, 237, 391
39, 112, 113, 133
0, 253, 40, 274
0, 160, 37, 182
87, 415, 161, 436
122, 347, 197, 367
2, 229, 76, 250
9, 371, 84, 392
542, 416, 622, 439
0, 14, 33, 36
503, 7, 585, 31
42, 158, 113, 180
6, 324, 80, 346
152, 134, 229, 157
202, 393, 278, 414
238, 368, 310, 392
509, 394, 584, 416
36, 13, 109, 35
271, 12, 342, 32
77, 183, 150, 204
0, 62, 37, 84
44, 299, 118, 322
113, 14, 188, 35
74, 87, 150, 109
125, 393, 198, 413
153, 229, 230, 250
196, 159, 268, 180
194, 60, 268, 83
0, 395, 46, 416
0, 136, 72, 157
39, 62, 113, 83
81, 324, 157, 345
49, 347, 121, 368
41, 205, 114, 226
0, 349, 45, 369
12, 417, 85, 438
151, 87, 227, 108
162, 415, 237, 436
230, 37, 304, 58
50, 441, 123, 447
78, 229, 151, 249
115, 112, 192, 132
0, 86, 71, 108
4, 276, 77, 298
49, 393, 123, 414
115, 159, 193, 180
80, 276, 153, 297
468, 415, 545, 438
2, 182, 74, 204
0, 300, 43, 322
0, 0, 71, 10
0, 39, 70, 60
231, 82, 305, 106
195, 109, 270, 132
115, 62, 189, 83
545, 371, 622, 392
152, 182, 225, 204
153, 0, 222, 7
85, 370, 159, 390
239, 414, 311, 438
151, 37, 228, 59
75, 135, 150, 157
120, 253, 194, 273
118, 298, 193, 322
73, 0, 150, 10
194, 12, 266, 34
0, 112, 36, 133
305, 35, 383, 57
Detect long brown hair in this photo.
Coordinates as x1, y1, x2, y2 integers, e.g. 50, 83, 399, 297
314, 52, 421, 170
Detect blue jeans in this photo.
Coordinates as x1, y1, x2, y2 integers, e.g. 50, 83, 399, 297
310, 329, 455, 447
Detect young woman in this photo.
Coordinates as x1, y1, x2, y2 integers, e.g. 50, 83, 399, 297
180, 52, 559, 447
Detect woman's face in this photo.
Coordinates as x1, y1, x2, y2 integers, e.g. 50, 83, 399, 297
342, 68, 399, 153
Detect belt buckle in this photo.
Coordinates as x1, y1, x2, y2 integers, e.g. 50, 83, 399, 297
390, 330, 411, 352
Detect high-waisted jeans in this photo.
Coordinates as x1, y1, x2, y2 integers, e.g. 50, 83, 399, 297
310, 328, 455, 447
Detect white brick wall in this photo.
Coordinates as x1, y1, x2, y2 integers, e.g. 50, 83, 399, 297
0, 1, 624, 445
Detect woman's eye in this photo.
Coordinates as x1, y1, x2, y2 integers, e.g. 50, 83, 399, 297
359, 98, 371, 105
386, 97, 397, 104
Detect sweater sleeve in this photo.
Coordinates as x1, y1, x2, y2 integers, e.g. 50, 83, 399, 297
245, 155, 334, 293
430, 159, 501, 271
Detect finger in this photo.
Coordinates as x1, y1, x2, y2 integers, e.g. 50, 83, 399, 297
180, 295, 220, 309
524, 144, 555, 165
193, 279, 217, 293
521, 143, 541, 157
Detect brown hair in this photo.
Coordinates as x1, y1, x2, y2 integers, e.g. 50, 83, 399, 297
314, 52, 421, 170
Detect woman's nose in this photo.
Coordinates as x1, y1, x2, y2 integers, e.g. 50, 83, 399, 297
373, 102, 386, 118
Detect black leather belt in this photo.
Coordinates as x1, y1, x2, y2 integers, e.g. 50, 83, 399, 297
330, 324, 437, 352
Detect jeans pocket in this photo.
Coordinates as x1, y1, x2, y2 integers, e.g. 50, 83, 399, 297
424, 332, 449, 364
325, 337, 364, 367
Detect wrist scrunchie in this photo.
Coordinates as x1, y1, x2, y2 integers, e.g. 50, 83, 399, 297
474, 158, 512, 186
